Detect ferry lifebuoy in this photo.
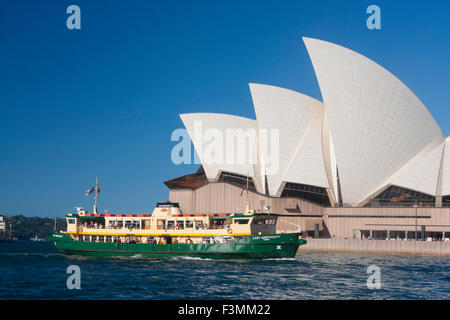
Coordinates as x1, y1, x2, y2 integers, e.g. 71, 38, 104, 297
227, 228, 233, 234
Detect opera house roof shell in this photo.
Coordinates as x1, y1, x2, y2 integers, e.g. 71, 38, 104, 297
179, 37, 447, 207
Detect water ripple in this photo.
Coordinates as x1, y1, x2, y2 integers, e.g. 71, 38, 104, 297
0, 241, 449, 299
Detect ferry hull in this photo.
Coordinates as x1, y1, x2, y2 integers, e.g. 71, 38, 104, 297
49, 233, 307, 259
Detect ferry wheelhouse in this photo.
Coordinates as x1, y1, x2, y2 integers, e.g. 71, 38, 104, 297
50, 202, 307, 259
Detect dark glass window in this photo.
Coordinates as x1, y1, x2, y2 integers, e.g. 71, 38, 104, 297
252, 218, 276, 225
281, 182, 331, 206
218, 172, 256, 192
442, 195, 450, 207
366, 185, 435, 207
176, 221, 184, 229
167, 220, 175, 230
185, 220, 193, 228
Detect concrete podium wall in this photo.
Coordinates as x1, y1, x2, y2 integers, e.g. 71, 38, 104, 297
298, 238, 450, 256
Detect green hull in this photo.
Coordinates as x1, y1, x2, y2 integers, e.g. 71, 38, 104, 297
49, 233, 307, 259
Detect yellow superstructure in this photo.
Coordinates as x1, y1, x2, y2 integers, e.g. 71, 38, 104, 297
64, 202, 281, 245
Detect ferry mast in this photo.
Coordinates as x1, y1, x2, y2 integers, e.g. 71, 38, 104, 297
94, 177, 99, 215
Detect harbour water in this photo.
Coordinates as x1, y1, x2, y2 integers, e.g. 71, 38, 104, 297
0, 241, 449, 300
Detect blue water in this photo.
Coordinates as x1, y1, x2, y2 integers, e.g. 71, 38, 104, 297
0, 241, 449, 299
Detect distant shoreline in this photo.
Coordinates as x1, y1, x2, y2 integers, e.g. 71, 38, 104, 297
1, 215, 66, 240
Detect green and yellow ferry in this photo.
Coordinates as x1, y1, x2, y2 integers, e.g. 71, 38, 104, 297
49, 202, 307, 259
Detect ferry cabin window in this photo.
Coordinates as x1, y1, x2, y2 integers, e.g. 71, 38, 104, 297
67, 218, 75, 224
143, 219, 151, 229
79, 235, 84, 241
223, 236, 233, 243
252, 218, 276, 225
185, 220, 193, 228
85, 235, 90, 242
157, 220, 165, 230
202, 237, 211, 244
167, 220, 175, 230
195, 220, 204, 229
159, 236, 171, 244
91, 235, 97, 242
99, 236, 105, 243
125, 220, 133, 229
108, 220, 122, 229
113, 236, 120, 243
211, 219, 225, 228
176, 221, 184, 230
133, 221, 140, 229
106, 236, 112, 243
235, 219, 249, 224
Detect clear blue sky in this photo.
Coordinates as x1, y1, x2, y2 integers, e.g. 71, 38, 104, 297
0, 0, 449, 217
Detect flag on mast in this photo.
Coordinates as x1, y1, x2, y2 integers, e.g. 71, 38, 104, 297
240, 185, 246, 196
85, 187, 95, 196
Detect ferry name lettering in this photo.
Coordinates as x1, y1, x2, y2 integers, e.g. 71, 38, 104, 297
253, 235, 280, 241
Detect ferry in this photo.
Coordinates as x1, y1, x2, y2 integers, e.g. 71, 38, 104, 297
49, 201, 307, 259
0, 216, 18, 243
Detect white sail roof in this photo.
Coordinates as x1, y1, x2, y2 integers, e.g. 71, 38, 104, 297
303, 37, 444, 205
282, 101, 330, 192
439, 137, 450, 196
249, 83, 329, 196
390, 139, 444, 196
180, 113, 258, 183
321, 113, 339, 204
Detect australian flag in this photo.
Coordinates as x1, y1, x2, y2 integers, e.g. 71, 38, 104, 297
85, 187, 95, 196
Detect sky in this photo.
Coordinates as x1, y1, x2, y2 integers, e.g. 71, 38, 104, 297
0, 0, 449, 218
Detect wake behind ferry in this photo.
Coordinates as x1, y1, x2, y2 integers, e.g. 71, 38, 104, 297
49, 200, 307, 259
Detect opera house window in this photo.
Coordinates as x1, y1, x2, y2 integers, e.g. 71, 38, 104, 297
218, 172, 256, 192
281, 182, 331, 206
367, 185, 435, 207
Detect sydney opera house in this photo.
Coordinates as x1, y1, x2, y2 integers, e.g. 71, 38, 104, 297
165, 37, 450, 241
